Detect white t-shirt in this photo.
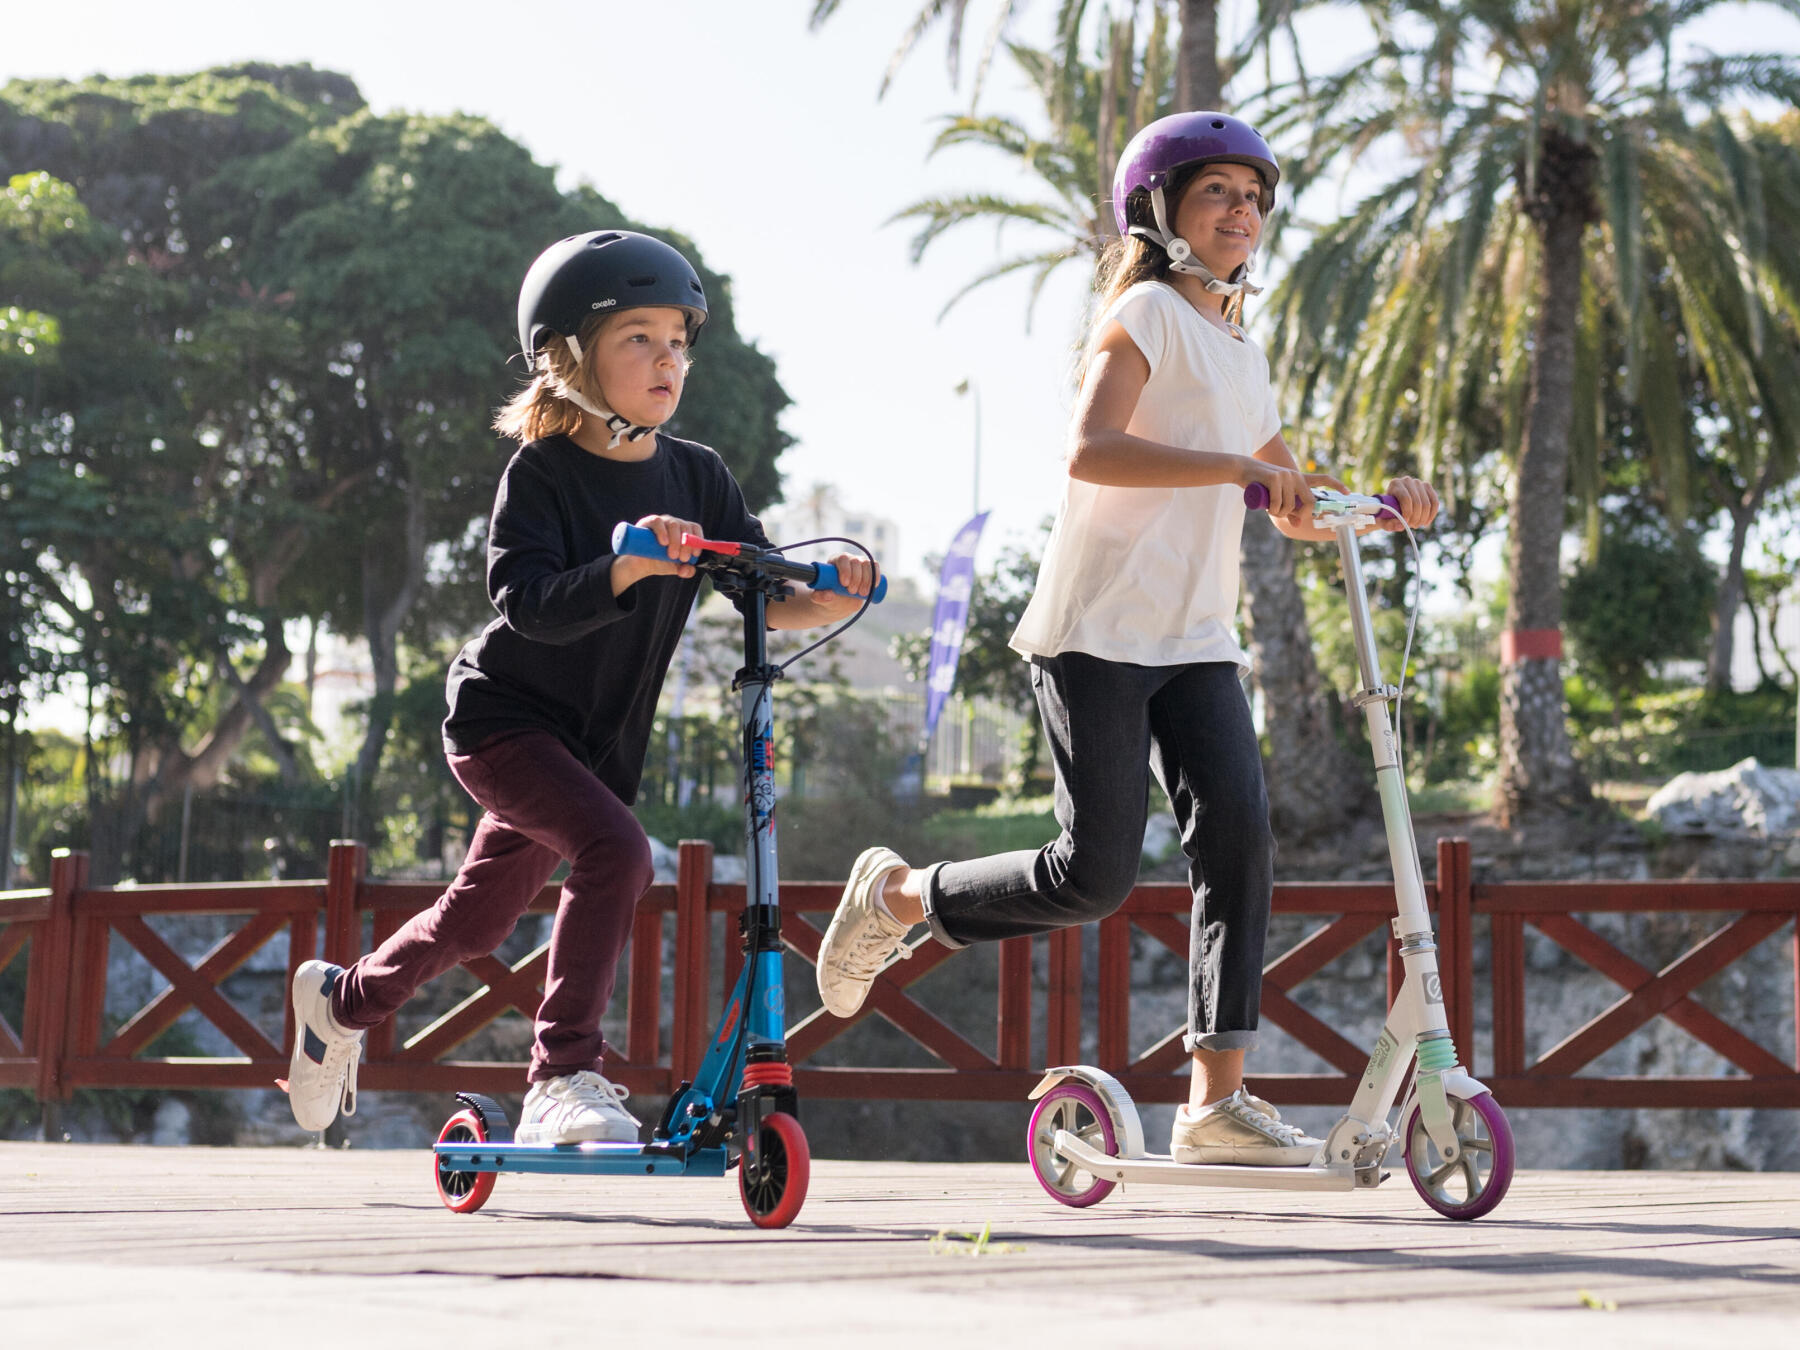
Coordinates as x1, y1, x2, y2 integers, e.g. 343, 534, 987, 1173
1011, 280, 1282, 668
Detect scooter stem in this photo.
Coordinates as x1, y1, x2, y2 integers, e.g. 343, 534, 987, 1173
1331, 522, 1430, 939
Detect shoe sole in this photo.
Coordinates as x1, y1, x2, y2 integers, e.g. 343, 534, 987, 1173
1171, 1145, 1319, 1166
516, 1124, 640, 1146
286, 963, 346, 1133
816, 847, 906, 1017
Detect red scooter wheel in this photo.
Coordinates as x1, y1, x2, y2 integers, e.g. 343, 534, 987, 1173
739, 1111, 809, 1229
434, 1108, 497, 1214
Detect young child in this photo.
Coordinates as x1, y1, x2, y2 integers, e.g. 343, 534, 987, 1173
285, 230, 877, 1144
817, 113, 1439, 1165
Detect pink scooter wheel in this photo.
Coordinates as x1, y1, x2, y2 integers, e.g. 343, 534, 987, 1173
1404, 1091, 1514, 1220
1027, 1082, 1119, 1208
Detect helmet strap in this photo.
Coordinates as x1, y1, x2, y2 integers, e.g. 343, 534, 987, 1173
561, 335, 656, 449
1134, 187, 1264, 299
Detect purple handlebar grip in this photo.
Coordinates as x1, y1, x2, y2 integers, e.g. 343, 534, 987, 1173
1241, 484, 1404, 516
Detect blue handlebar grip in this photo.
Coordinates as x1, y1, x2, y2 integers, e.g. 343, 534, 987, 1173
812, 560, 888, 604
611, 522, 670, 561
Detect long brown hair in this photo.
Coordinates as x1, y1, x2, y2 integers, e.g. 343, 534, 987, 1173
1079, 164, 1253, 385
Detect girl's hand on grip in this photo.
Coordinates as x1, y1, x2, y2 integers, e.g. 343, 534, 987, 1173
1246, 462, 1311, 525
1380, 477, 1440, 531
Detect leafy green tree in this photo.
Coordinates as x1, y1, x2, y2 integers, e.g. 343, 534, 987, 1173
1565, 512, 1715, 713
1, 66, 794, 876
1259, 1, 1800, 823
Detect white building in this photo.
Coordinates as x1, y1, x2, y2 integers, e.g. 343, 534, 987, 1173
761, 483, 900, 575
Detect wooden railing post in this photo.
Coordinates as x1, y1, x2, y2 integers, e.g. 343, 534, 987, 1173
1096, 916, 1130, 1071
997, 936, 1032, 1070
323, 840, 366, 969
1436, 837, 1475, 1060
670, 840, 713, 1083
1047, 927, 1082, 1064
35, 849, 87, 1126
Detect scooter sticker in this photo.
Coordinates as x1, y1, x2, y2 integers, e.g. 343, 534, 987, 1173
765, 984, 785, 1016
1424, 972, 1443, 1004
716, 998, 742, 1044
746, 732, 776, 830
1364, 1029, 1398, 1086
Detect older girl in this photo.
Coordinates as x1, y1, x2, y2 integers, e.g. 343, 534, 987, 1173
818, 113, 1437, 1164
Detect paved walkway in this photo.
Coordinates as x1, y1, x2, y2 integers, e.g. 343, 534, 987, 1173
4, 1144, 1798, 1346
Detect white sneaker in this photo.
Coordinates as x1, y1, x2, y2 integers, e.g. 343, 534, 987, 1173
1171, 1088, 1322, 1166
816, 846, 914, 1017
283, 960, 363, 1133
516, 1070, 641, 1145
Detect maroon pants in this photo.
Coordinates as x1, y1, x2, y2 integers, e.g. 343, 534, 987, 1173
331, 730, 653, 1082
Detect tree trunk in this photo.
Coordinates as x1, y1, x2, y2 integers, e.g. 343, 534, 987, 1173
1704, 466, 1773, 695
1177, 1, 1222, 110
1240, 514, 1370, 840
353, 473, 429, 794
1706, 504, 1753, 695
1497, 137, 1594, 824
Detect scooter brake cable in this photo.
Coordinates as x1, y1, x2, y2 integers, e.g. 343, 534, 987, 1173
1370, 505, 1424, 770
765, 535, 879, 673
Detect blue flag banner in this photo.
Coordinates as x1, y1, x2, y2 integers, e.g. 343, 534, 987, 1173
922, 511, 990, 751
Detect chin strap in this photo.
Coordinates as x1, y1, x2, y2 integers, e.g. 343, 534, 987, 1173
1129, 186, 1263, 298
560, 335, 656, 449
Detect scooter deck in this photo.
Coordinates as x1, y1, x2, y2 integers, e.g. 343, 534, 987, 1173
1054, 1130, 1385, 1191
435, 1140, 730, 1178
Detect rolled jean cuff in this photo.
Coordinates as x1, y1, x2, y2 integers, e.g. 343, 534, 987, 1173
917, 862, 967, 950
1183, 1029, 1259, 1054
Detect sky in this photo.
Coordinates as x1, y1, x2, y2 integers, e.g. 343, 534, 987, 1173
7, 0, 1104, 582
5, 3, 1795, 594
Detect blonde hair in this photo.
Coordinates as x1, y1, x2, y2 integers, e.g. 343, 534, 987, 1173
493, 312, 612, 443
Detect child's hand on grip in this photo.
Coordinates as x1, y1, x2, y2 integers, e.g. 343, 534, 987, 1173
612, 514, 703, 593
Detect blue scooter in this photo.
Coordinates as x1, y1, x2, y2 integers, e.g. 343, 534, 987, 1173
431, 522, 886, 1228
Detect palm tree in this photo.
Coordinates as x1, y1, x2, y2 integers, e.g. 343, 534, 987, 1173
1693, 114, 1800, 693
808, 0, 1227, 109
1257, 1, 1800, 824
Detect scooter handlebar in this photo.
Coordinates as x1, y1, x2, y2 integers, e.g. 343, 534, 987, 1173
1243, 483, 1401, 515
610, 522, 888, 603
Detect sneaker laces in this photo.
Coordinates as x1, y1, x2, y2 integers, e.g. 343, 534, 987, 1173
1220, 1092, 1307, 1144
838, 920, 914, 981
562, 1070, 631, 1114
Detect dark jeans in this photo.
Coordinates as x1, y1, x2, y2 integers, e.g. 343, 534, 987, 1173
331, 730, 653, 1082
922, 653, 1274, 1052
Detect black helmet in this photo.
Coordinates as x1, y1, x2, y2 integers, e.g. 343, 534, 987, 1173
516, 230, 708, 359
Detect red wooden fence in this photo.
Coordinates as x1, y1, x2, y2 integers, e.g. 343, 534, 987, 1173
2, 838, 1797, 1111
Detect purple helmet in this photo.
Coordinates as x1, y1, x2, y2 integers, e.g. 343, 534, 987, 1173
1112, 111, 1280, 236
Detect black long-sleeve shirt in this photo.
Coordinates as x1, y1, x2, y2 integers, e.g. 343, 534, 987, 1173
443, 432, 770, 803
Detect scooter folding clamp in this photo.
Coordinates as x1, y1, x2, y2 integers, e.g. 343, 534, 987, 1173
1351, 683, 1401, 708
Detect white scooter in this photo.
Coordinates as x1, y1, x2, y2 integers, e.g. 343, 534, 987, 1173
1027, 487, 1514, 1221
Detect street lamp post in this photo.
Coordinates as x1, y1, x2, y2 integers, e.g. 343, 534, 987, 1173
954, 377, 981, 517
